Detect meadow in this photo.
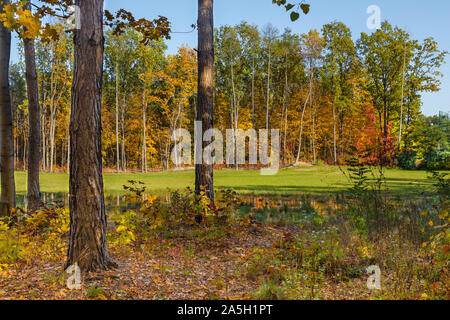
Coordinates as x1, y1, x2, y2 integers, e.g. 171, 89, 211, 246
12, 166, 433, 197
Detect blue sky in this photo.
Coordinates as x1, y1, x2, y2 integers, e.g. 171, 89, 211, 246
11, 0, 450, 116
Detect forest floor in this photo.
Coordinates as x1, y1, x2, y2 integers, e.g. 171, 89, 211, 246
13, 166, 433, 196
1, 214, 448, 300
0, 222, 438, 300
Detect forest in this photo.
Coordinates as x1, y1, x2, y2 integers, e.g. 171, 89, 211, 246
8, 19, 450, 172
0, 0, 449, 302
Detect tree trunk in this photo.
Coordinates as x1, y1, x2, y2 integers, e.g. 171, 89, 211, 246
266, 47, 271, 131
49, 105, 56, 172
296, 76, 312, 164
24, 1, 41, 212
312, 105, 317, 164
115, 61, 120, 173
0, 0, 16, 217
282, 53, 288, 165
230, 65, 239, 170
120, 100, 125, 171
142, 87, 147, 173
195, 0, 214, 202
251, 58, 255, 129
398, 45, 406, 151
65, 0, 116, 272
331, 75, 337, 164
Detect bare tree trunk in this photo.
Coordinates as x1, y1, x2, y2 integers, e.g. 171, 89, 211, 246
0, 0, 16, 217
65, 0, 116, 272
195, 0, 214, 202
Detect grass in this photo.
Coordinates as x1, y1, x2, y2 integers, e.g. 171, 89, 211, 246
11, 165, 434, 196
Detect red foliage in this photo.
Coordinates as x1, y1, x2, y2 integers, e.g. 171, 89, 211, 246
354, 104, 395, 166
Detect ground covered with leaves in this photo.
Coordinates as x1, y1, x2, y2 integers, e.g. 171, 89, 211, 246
0, 182, 449, 300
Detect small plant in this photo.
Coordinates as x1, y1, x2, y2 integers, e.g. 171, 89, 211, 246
85, 286, 106, 299
428, 171, 450, 197
251, 280, 285, 300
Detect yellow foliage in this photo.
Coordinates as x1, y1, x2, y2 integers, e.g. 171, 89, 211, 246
0, 3, 41, 39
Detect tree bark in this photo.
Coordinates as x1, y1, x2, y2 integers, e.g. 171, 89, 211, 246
266, 47, 271, 131
251, 59, 255, 129
24, 0, 41, 212
195, 0, 214, 202
398, 45, 406, 151
0, 0, 16, 217
142, 87, 147, 173
115, 61, 120, 173
65, 0, 116, 272
331, 75, 337, 164
296, 72, 312, 164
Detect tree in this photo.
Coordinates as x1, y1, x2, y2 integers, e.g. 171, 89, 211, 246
1, 0, 71, 215
195, 0, 214, 202
296, 29, 323, 164
66, 0, 171, 271
402, 38, 447, 152
23, 0, 41, 211
0, 0, 15, 217
136, 38, 167, 172
65, 0, 117, 272
104, 29, 141, 172
273, 29, 302, 164
215, 25, 245, 169
152, 47, 197, 169
358, 22, 410, 142
236, 22, 260, 130
262, 24, 279, 131
322, 21, 356, 163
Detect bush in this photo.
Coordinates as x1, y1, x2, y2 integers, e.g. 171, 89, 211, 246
423, 148, 450, 170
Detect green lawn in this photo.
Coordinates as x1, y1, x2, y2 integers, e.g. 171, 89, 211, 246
11, 166, 434, 196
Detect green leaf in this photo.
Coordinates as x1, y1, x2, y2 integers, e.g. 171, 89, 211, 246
300, 4, 310, 14
285, 4, 294, 11
290, 11, 300, 21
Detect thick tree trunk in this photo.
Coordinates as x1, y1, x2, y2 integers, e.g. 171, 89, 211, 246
24, 0, 41, 212
195, 0, 214, 202
0, 0, 16, 217
65, 0, 116, 272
